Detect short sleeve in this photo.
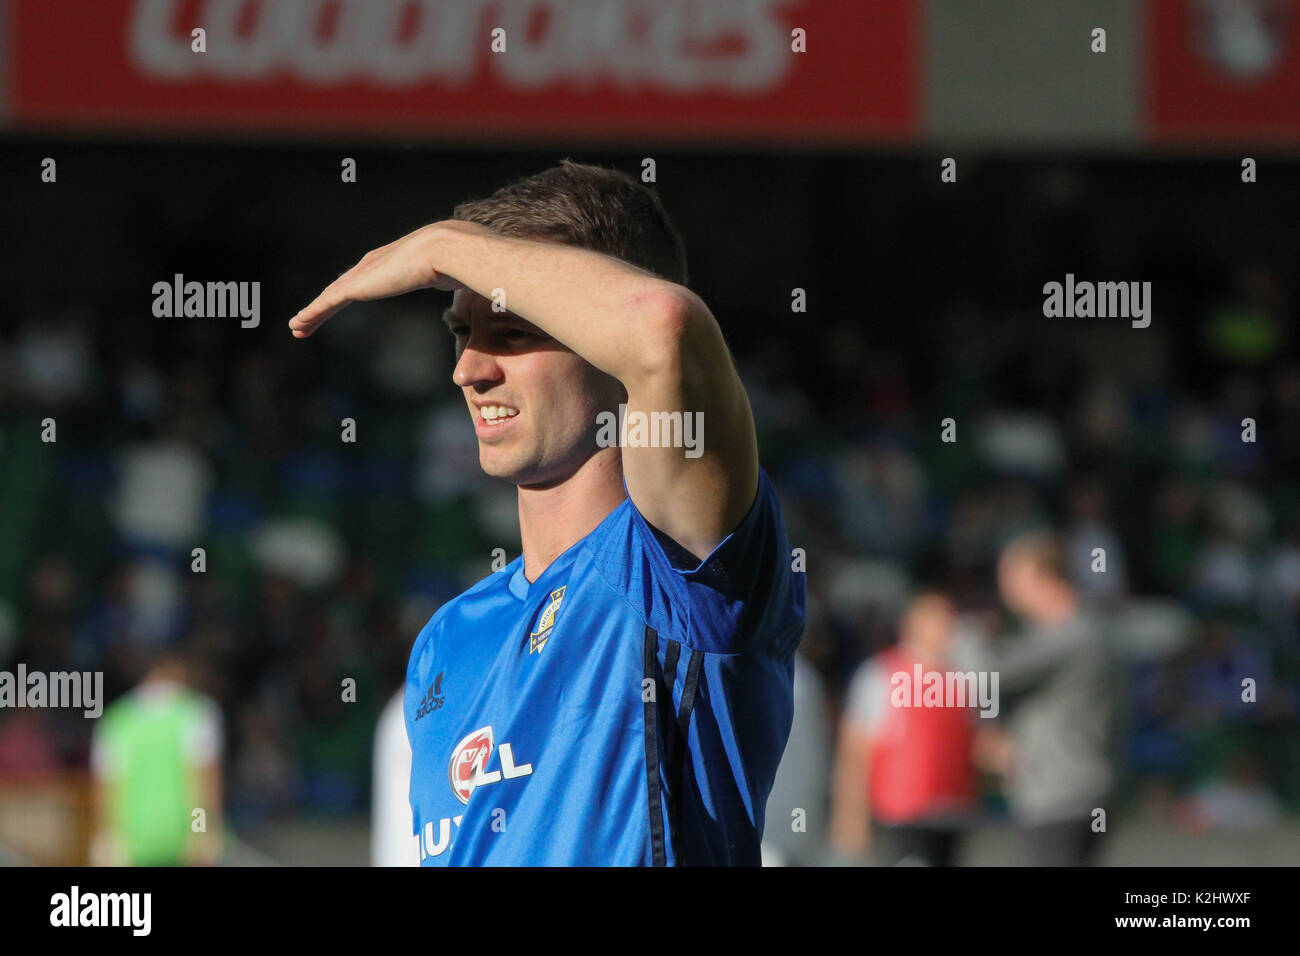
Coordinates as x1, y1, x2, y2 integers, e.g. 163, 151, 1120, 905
185, 700, 224, 765
90, 726, 120, 779
845, 660, 890, 734
588, 467, 805, 658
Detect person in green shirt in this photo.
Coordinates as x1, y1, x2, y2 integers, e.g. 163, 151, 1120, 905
90, 649, 224, 866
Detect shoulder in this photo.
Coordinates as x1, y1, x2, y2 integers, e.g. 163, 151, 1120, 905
847, 653, 897, 711
583, 468, 804, 655
96, 696, 129, 736
176, 688, 214, 718
849, 654, 893, 697
590, 466, 788, 577
1053, 611, 1104, 651
413, 561, 519, 648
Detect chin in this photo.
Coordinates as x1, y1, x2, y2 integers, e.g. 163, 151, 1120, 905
478, 452, 518, 481
478, 448, 538, 485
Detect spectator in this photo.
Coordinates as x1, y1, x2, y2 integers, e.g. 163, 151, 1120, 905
977, 531, 1116, 866
830, 592, 978, 866
90, 647, 224, 866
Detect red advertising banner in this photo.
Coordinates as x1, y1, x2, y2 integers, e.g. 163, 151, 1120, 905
1148, 0, 1300, 142
6, 0, 918, 143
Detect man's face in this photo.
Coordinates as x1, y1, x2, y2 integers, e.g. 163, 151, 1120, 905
997, 551, 1039, 617
444, 289, 624, 487
901, 596, 955, 660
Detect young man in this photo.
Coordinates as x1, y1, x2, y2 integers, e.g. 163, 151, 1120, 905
290, 161, 805, 865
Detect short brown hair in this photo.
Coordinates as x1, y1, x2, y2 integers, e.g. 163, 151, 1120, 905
1002, 530, 1069, 583
452, 159, 688, 285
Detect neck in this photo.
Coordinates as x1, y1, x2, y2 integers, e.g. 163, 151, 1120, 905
517, 448, 625, 582
900, 643, 943, 668
1035, 588, 1078, 627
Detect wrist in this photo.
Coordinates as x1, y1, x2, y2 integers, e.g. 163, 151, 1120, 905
424, 220, 470, 292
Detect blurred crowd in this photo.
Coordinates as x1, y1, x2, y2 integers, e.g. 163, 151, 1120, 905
0, 154, 1297, 863
756, 260, 1300, 862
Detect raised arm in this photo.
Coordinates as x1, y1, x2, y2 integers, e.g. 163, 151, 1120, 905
289, 219, 759, 561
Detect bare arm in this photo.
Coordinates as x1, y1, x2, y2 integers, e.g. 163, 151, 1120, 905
89, 776, 112, 866
186, 760, 223, 865
828, 717, 873, 857
290, 219, 758, 560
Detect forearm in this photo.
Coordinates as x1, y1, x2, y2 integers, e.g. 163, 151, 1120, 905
829, 729, 872, 849
187, 763, 223, 864
430, 219, 692, 386
831, 762, 867, 828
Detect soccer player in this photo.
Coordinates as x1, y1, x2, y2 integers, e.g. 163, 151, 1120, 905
290, 161, 805, 865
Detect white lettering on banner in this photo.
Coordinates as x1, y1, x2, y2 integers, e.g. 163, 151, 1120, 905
128, 0, 792, 91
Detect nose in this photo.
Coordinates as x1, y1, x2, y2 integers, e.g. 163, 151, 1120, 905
452, 342, 503, 389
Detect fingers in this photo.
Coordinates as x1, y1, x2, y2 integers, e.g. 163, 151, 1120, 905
289, 270, 357, 337
289, 235, 424, 338
288, 293, 347, 338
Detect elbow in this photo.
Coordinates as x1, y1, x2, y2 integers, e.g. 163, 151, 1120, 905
626, 284, 708, 381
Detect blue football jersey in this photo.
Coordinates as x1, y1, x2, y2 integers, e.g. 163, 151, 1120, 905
405, 468, 805, 865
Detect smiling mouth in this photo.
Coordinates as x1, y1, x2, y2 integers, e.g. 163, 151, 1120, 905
478, 404, 520, 427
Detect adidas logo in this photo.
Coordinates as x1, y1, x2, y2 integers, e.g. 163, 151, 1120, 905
415, 672, 446, 721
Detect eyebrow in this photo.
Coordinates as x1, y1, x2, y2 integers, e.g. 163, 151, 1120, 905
441, 308, 538, 333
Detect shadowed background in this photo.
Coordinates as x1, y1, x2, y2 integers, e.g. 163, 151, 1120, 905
0, 0, 1298, 865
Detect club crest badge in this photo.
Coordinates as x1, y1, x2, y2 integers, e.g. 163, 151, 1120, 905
529, 586, 566, 654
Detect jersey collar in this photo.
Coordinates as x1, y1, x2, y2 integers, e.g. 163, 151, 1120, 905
508, 563, 531, 601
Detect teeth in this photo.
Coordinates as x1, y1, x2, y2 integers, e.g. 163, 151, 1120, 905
480, 405, 519, 422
